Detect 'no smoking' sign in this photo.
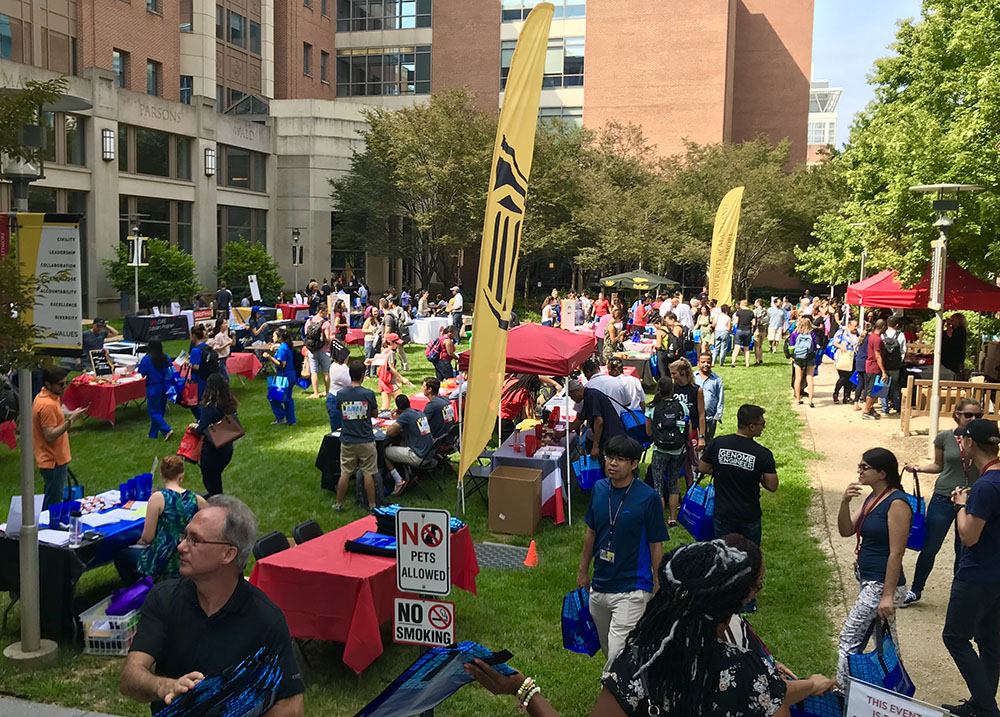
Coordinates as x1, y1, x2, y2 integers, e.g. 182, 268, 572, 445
393, 598, 455, 647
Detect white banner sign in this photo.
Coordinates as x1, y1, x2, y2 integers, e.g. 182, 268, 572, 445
847, 679, 944, 717
396, 508, 451, 596
248, 274, 262, 302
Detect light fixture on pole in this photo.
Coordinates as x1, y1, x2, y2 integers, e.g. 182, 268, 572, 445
291, 227, 302, 294
909, 183, 984, 457
204, 147, 216, 176
127, 226, 148, 315
101, 128, 115, 161
849, 222, 867, 321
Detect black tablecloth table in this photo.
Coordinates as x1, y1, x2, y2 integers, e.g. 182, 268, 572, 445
621, 356, 656, 389
123, 314, 190, 342
315, 433, 394, 506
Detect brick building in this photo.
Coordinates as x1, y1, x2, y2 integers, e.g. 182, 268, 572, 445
0, 0, 814, 314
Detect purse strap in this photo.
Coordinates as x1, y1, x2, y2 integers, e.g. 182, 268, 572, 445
909, 468, 922, 501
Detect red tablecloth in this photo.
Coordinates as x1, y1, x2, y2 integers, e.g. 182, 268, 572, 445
345, 328, 365, 346
226, 352, 263, 379
62, 378, 146, 424
408, 389, 463, 415
0, 420, 15, 450
277, 303, 309, 320
249, 516, 478, 674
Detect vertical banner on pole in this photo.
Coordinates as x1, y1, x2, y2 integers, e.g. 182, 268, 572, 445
707, 187, 744, 307
457, 2, 554, 485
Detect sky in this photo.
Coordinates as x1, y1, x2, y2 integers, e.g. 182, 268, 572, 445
811, 0, 923, 148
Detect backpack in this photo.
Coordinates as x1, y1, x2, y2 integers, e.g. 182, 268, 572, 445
384, 311, 399, 334
198, 344, 220, 380
304, 321, 325, 352
881, 333, 903, 371
793, 332, 814, 360
425, 337, 446, 362
664, 331, 685, 360
652, 399, 686, 451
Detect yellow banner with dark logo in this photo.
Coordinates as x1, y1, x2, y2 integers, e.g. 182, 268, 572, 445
458, 2, 553, 485
708, 186, 744, 308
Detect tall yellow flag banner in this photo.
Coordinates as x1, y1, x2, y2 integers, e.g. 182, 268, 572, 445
708, 186, 745, 308
458, 3, 554, 485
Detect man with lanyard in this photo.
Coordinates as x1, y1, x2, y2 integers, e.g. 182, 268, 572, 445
694, 351, 724, 443
577, 434, 668, 669
943, 419, 1000, 717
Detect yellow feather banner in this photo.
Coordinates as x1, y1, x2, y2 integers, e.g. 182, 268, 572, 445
708, 186, 745, 307
458, 3, 554, 487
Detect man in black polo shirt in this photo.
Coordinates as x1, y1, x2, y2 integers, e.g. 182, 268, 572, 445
569, 379, 628, 461
120, 495, 304, 716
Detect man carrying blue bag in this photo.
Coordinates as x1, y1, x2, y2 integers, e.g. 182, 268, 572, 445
577, 435, 668, 670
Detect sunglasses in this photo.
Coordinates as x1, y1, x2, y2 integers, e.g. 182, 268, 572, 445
957, 412, 984, 419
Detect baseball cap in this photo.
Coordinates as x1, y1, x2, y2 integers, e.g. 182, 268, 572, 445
450, 285, 460, 291
384, 332, 403, 344
959, 419, 1000, 445
93, 317, 107, 326
568, 379, 583, 393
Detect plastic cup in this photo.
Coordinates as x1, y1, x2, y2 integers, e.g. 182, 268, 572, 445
513, 443, 521, 453
119, 483, 128, 504
525, 435, 537, 457
534, 424, 543, 439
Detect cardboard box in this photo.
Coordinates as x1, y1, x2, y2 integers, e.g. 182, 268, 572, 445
488, 465, 543, 535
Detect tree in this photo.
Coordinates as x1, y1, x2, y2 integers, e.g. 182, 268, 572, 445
104, 239, 201, 308
217, 238, 283, 304
330, 88, 495, 287
0, 78, 67, 165
805, 0, 1000, 285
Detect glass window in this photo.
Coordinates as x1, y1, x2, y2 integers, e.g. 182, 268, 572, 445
113, 49, 128, 88
229, 88, 245, 107
253, 209, 267, 245
135, 128, 170, 177
175, 136, 191, 180
135, 196, 171, 243
538, 106, 582, 127
146, 60, 161, 95
180, 0, 193, 30
0, 14, 12, 60
65, 115, 84, 166
337, 0, 431, 31
28, 186, 57, 213
321, 0, 328, 15
253, 152, 266, 191
147, 0, 159, 12
507, 37, 582, 90
249, 20, 261, 54
502, 0, 582, 22
807, 122, 825, 144
118, 125, 129, 171
225, 146, 251, 188
336, 46, 432, 97
303, 42, 311, 75
180, 75, 193, 104
216, 5, 224, 39
229, 11, 245, 48
177, 201, 192, 254
217, 84, 225, 112
321, 51, 329, 82
226, 205, 252, 243
39, 111, 56, 164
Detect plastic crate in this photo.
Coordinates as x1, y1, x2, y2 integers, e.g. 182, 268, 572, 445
79, 596, 141, 656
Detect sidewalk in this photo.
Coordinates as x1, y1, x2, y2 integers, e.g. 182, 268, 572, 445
0, 696, 118, 716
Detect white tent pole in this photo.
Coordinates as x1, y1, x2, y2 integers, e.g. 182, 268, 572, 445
566, 375, 572, 526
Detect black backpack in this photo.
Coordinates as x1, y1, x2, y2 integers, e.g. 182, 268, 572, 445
651, 399, 686, 451
304, 322, 325, 352
198, 343, 220, 380
881, 333, 903, 371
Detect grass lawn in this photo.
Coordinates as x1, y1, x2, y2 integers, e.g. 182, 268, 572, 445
0, 339, 834, 715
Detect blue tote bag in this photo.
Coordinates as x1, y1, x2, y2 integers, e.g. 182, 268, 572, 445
848, 620, 915, 696
571, 455, 604, 491
677, 476, 715, 542
788, 693, 844, 717
561, 588, 600, 656
904, 470, 926, 551
267, 375, 290, 402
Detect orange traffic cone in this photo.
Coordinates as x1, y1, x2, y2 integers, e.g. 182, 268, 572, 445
524, 540, 538, 567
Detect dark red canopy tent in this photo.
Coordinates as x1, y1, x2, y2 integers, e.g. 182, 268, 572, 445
846, 262, 1000, 311
456, 322, 596, 375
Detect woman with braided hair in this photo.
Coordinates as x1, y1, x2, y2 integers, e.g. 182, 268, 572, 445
466, 539, 838, 716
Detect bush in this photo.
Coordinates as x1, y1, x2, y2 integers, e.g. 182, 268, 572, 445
103, 239, 201, 309
217, 238, 283, 305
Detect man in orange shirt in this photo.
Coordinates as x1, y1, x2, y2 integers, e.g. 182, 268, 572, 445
32, 367, 87, 508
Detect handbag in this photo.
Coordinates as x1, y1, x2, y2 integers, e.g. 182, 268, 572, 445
62, 468, 84, 502
106, 576, 154, 616
904, 469, 926, 551
561, 588, 601, 656
267, 375, 290, 402
205, 414, 244, 448
177, 364, 199, 408
848, 619, 915, 696
571, 455, 604, 491
677, 476, 715, 541
608, 394, 651, 450
177, 426, 204, 463
835, 348, 855, 372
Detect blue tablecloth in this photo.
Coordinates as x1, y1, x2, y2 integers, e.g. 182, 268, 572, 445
44, 509, 145, 567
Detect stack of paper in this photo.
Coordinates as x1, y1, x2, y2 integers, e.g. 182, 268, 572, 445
38, 529, 71, 546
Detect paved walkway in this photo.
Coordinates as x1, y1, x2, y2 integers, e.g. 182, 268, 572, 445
0, 696, 117, 716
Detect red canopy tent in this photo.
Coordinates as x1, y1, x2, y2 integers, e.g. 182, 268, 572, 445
846, 262, 1000, 311
456, 322, 596, 375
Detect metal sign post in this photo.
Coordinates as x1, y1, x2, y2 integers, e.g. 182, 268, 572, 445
127, 234, 148, 314
927, 235, 948, 459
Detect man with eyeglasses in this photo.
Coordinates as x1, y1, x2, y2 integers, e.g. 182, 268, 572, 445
120, 495, 304, 716
32, 366, 88, 509
577, 434, 668, 670
698, 404, 777, 611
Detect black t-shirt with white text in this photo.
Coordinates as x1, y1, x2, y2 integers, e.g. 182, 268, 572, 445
702, 433, 776, 520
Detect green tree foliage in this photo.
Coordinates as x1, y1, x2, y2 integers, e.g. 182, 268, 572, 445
804, 0, 1000, 285
330, 88, 495, 287
217, 238, 283, 304
0, 78, 67, 164
103, 239, 201, 309
0, 257, 70, 373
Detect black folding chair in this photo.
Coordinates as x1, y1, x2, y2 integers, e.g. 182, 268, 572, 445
292, 520, 323, 544
252, 531, 290, 560
463, 450, 494, 506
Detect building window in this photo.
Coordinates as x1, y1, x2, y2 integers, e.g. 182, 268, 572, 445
118, 126, 129, 171
228, 11, 246, 48
176, 136, 191, 180
147, 0, 159, 13
337, 0, 431, 32
113, 49, 129, 88
146, 59, 161, 96
30, 112, 87, 167
217, 145, 268, 192
808, 121, 827, 144
135, 128, 169, 176
249, 20, 261, 54
216, 5, 225, 39
502, 0, 583, 21
321, 0, 328, 16
321, 51, 329, 83
304, 0, 311, 7
120, 195, 195, 253
336, 46, 430, 97
64, 115, 85, 166
217, 85, 225, 111
180, 75, 193, 104
120, 125, 194, 181
303, 42, 312, 76
180, 0, 193, 30
502, 37, 583, 90
218, 206, 267, 265
538, 106, 582, 127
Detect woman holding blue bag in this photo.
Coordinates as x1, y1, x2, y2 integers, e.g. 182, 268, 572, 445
136, 340, 175, 441
836, 447, 912, 687
261, 327, 297, 426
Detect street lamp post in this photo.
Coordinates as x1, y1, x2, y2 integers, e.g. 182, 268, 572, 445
291, 228, 302, 296
909, 184, 984, 457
